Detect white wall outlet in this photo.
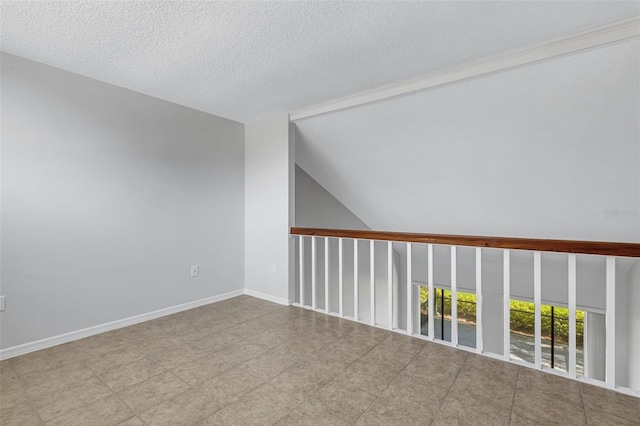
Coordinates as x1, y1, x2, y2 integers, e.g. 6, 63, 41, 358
271, 263, 277, 274
0, 296, 5, 312
190, 265, 199, 277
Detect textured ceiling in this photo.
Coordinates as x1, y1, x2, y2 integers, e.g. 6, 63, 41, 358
296, 40, 640, 242
1, 1, 638, 122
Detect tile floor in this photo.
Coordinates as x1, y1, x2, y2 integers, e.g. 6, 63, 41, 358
1, 295, 638, 425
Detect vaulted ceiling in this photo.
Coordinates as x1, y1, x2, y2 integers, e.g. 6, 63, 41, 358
295, 39, 640, 242
1, 1, 638, 122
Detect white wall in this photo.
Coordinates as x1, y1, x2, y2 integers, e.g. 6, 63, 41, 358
0, 53, 245, 350
244, 115, 292, 304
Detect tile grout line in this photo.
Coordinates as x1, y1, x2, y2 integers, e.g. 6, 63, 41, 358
349, 337, 433, 425
12, 350, 107, 425
170, 304, 313, 424
508, 367, 521, 425
269, 306, 394, 425
10, 363, 46, 425
579, 383, 590, 425
79, 354, 146, 426
203, 304, 344, 422
112, 301, 281, 424
5, 299, 251, 425
428, 347, 469, 425
13, 296, 629, 426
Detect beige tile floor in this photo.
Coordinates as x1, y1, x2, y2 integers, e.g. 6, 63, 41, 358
1, 295, 638, 425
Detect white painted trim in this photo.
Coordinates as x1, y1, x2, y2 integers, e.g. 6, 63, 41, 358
299, 235, 305, 306
354, 238, 359, 321
451, 246, 458, 347
0, 289, 244, 360
406, 242, 413, 335
534, 251, 542, 369
568, 254, 577, 379
290, 17, 640, 121
387, 241, 393, 330
370, 239, 375, 326
476, 247, 483, 353
503, 250, 511, 361
605, 256, 616, 389
427, 244, 435, 341
311, 235, 317, 310
339, 237, 344, 317
325, 237, 330, 312
243, 289, 291, 307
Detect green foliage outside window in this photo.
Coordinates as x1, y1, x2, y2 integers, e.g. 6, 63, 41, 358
419, 286, 584, 345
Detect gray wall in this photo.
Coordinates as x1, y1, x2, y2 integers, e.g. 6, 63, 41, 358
0, 53, 245, 349
244, 115, 292, 305
295, 165, 401, 328
295, 165, 369, 231
296, 40, 640, 243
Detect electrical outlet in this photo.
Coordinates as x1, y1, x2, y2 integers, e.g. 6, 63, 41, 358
271, 263, 277, 274
191, 265, 199, 277
0, 296, 5, 312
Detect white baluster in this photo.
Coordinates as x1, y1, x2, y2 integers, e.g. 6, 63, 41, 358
387, 241, 393, 330
503, 250, 511, 361
338, 238, 344, 317
325, 237, 330, 313
568, 254, 577, 378
370, 240, 375, 326
312, 236, 317, 310
451, 246, 458, 346
606, 256, 616, 389
354, 239, 359, 321
476, 247, 483, 353
534, 251, 542, 368
407, 243, 413, 335
428, 244, 434, 341
299, 235, 305, 306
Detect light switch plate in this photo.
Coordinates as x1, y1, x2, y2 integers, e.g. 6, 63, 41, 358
0, 296, 5, 312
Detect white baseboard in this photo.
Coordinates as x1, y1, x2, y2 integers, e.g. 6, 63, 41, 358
0, 289, 244, 360
243, 289, 291, 306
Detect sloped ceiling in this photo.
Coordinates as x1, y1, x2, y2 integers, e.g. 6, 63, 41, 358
296, 39, 640, 243
1, 1, 638, 122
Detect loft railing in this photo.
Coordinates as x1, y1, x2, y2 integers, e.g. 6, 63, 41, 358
290, 226, 640, 396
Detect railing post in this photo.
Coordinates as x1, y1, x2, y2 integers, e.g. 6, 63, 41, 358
299, 235, 305, 306
476, 247, 483, 353
428, 244, 435, 341
338, 238, 343, 317
534, 251, 542, 369
568, 254, 577, 378
325, 237, 330, 313
503, 249, 510, 361
354, 239, 359, 321
606, 256, 616, 389
311, 236, 317, 310
451, 246, 458, 346
370, 240, 375, 326
387, 241, 393, 330
407, 243, 413, 335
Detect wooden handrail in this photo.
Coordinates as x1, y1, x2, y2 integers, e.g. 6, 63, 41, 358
291, 227, 640, 258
